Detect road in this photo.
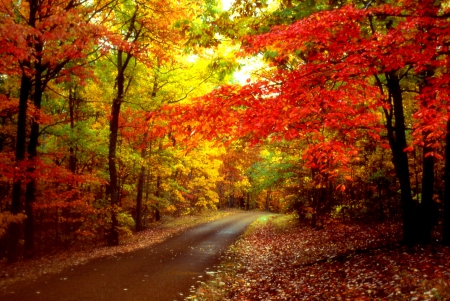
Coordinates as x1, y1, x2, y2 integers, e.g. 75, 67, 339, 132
0, 211, 265, 301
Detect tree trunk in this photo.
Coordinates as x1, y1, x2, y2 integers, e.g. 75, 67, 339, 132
8, 73, 32, 262
107, 7, 138, 245
135, 148, 146, 232
153, 173, 162, 221
246, 192, 250, 211
311, 168, 317, 228
443, 118, 450, 246
107, 51, 126, 246
419, 137, 435, 244
8, 0, 39, 263
154, 207, 160, 222
68, 87, 77, 174
385, 72, 415, 245
24, 55, 44, 258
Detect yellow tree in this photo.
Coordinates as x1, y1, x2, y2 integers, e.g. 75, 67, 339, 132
99, 0, 195, 245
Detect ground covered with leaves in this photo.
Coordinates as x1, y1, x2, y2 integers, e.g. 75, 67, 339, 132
0, 210, 234, 288
189, 215, 450, 301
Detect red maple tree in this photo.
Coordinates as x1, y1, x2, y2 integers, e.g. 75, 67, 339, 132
169, 0, 450, 245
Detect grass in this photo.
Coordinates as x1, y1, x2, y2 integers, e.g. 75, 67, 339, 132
242, 213, 279, 235
159, 209, 236, 230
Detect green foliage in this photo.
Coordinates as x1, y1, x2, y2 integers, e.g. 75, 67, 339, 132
117, 212, 135, 237
247, 147, 294, 194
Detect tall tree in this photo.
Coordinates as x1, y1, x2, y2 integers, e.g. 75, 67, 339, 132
0, 0, 104, 261
102, 0, 191, 244
170, 0, 450, 245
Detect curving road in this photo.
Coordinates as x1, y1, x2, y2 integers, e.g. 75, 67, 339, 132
0, 211, 266, 301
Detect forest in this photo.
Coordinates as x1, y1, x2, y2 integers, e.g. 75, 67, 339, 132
1, 0, 450, 273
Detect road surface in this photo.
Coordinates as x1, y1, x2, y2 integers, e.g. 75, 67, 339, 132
0, 211, 265, 301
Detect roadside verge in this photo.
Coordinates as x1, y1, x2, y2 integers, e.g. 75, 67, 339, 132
188, 214, 450, 300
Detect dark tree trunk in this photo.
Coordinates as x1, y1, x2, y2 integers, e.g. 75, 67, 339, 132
153, 173, 161, 222
24, 55, 44, 258
311, 168, 317, 228
135, 148, 146, 232
385, 72, 415, 245
68, 87, 77, 174
107, 48, 131, 245
107, 52, 124, 246
443, 119, 450, 246
154, 207, 160, 222
8, 0, 39, 263
8, 73, 32, 262
246, 192, 250, 211
419, 138, 436, 244
107, 8, 138, 245
417, 68, 437, 244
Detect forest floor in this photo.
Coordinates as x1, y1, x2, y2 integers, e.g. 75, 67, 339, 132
0, 209, 236, 288
189, 215, 450, 301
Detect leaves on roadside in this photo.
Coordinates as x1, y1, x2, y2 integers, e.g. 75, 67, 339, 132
191, 216, 450, 301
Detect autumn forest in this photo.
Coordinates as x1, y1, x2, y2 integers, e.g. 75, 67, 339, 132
1, 0, 450, 290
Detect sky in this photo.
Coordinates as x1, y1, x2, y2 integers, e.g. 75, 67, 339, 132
221, 0, 234, 11
220, 0, 266, 85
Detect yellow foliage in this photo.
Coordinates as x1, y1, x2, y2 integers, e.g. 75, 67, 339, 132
165, 204, 177, 213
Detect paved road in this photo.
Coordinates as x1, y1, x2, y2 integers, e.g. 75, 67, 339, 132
0, 211, 266, 301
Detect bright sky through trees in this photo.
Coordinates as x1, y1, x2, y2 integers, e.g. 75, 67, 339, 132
221, 0, 234, 11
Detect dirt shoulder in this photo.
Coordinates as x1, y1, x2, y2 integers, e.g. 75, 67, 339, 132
190, 215, 450, 301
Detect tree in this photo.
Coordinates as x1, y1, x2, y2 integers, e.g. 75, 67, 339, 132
0, 0, 105, 261
171, 0, 450, 245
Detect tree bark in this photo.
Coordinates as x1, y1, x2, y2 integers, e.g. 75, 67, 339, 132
107, 51, 124, 246
385, 72, 415, 245
24, 50, 45, 258
418, 134, 436, 244
135, 147, 146, 232
154, 174, 162, 221
8, 73, 32, 262
68, 87, 77, 174
108, 8, 138, 245
265, 190, 270, 212
443, 119, 450, 246
246, 192, 250, 210
7, 0, 39, 263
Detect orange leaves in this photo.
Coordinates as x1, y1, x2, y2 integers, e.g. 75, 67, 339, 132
336, 184, 346, 192
302, 141, 355, 184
